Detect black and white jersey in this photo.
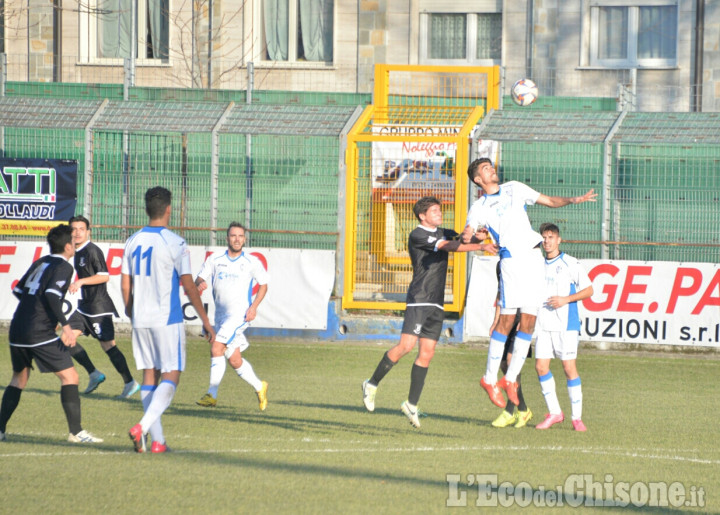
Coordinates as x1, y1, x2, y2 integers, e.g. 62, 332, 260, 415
74, 240, 118, 316
9, 255, 74, 346
405, 225, 458, 308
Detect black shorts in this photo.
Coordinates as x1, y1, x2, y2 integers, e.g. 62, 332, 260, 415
10, 340, 74, 373
68, 311, 115, 342
401, 305, 445, 341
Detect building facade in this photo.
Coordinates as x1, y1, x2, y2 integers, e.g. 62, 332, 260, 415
1, 0, 719, 110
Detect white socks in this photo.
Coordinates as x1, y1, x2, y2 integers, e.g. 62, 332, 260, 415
207, 356, 226, 398
140, 380, 176, 443
539, 372, 562, 415
236, 359, 262, 391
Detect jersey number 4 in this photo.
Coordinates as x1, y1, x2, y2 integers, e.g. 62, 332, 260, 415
25, 263, 50, 295
131, 246, 153, 276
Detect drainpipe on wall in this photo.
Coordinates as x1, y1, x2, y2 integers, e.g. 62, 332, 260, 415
692, 0, 704, 112
526, 0, 534, 79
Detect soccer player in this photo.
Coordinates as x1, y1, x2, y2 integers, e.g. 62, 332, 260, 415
534, 223, 594, 431
66, 215, 140, 398
0, 224, 102, 443
195, 222, 269, 410
361, 196, 498, 428
462, 158, 596, 408
122, 186, 215, 453
488, 260, 533, 428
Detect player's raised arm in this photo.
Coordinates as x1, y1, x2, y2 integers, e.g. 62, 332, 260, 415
536, 188, 598, 208
437, 238, 498, 255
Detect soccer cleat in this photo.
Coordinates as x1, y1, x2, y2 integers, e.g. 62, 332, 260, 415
491, 410, 518, 428
119, 380, 141, 399
515, 409, 533, 429
572, 419, 587, 432
362, 379, 377, 412
479, 377, 505, 408
68, 429, 104, 443
84, 370, 106, 394
0, 430, 6, 442
129, 424, 147, 453
400, 401, 421, 428
151, 441, 170, 453
257, 381, 269, 411
497, 376, 519, 406
196, 393, 217, 407
536, 413, 565, 430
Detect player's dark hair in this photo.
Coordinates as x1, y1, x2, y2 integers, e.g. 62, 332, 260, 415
412, 196, 441, 221
467, 158, 493, 182
227, 221, 247, 236
145, 186, 172, 220
47, 224, 73, 254
69, 215, 90, 229
539, 222, 560, 235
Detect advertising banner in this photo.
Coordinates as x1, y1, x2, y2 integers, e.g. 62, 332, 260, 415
465, 256, 720, 347
0, 158, 78, 236
0, 242, 335, 330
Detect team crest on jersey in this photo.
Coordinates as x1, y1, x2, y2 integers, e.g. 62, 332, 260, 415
78, 257, 86, 267
427, 236, 437, 244
413, 324, 422, 335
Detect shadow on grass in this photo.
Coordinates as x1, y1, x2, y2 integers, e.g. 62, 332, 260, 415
169, 450, 696, 513
165, 401, 457, 439
274, 399, 482, 425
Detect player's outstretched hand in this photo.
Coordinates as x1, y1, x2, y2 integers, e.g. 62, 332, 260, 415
574, 189, 598, 204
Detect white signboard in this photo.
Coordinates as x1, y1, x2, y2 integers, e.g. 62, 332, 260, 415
465, 255, 720, 347
0, 242, 335, 330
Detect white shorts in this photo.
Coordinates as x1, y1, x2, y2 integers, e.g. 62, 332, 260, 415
215, 317, 250, 359
535, 330, 579, 361
499, 248, 545, 312
132, 323, 186, 373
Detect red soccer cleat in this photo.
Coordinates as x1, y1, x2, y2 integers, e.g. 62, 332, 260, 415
536, 413, 565, 430
479, 377, 506, 408
128, 423, 146, 453
151, 441, 170, 453
571, 419, 587, 432
497, 376, 520, 406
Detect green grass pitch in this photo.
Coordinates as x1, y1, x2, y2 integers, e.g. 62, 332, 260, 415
0, 335, 717, 513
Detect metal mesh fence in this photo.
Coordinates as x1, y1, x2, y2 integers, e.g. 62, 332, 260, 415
476, 110, 720, 264
0, 96, 359, 250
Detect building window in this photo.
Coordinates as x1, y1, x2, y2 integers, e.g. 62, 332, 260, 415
262, 0, 333, 63
590, 4, 677, 67
420, 13, 501, 65
80, 0, 169, 63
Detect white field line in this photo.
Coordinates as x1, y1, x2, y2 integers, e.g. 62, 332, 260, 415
1, 442, 718, 464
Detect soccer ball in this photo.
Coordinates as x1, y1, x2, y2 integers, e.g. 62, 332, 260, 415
511, 79, 538, 107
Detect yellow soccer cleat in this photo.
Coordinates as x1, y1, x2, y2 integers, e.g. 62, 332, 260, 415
196, 393, 217, 407
491, 410, 518, 428
514, 409, 533, 428
257, 381, 269, 411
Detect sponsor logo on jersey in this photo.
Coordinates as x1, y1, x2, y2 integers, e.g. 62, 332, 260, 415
56, 280, 67, 287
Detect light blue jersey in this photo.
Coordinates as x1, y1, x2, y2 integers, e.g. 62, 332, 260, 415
196, 250, 269, 326
538, 252, 592, 332
465, 181, 542, 257
122, 226, 192, 328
